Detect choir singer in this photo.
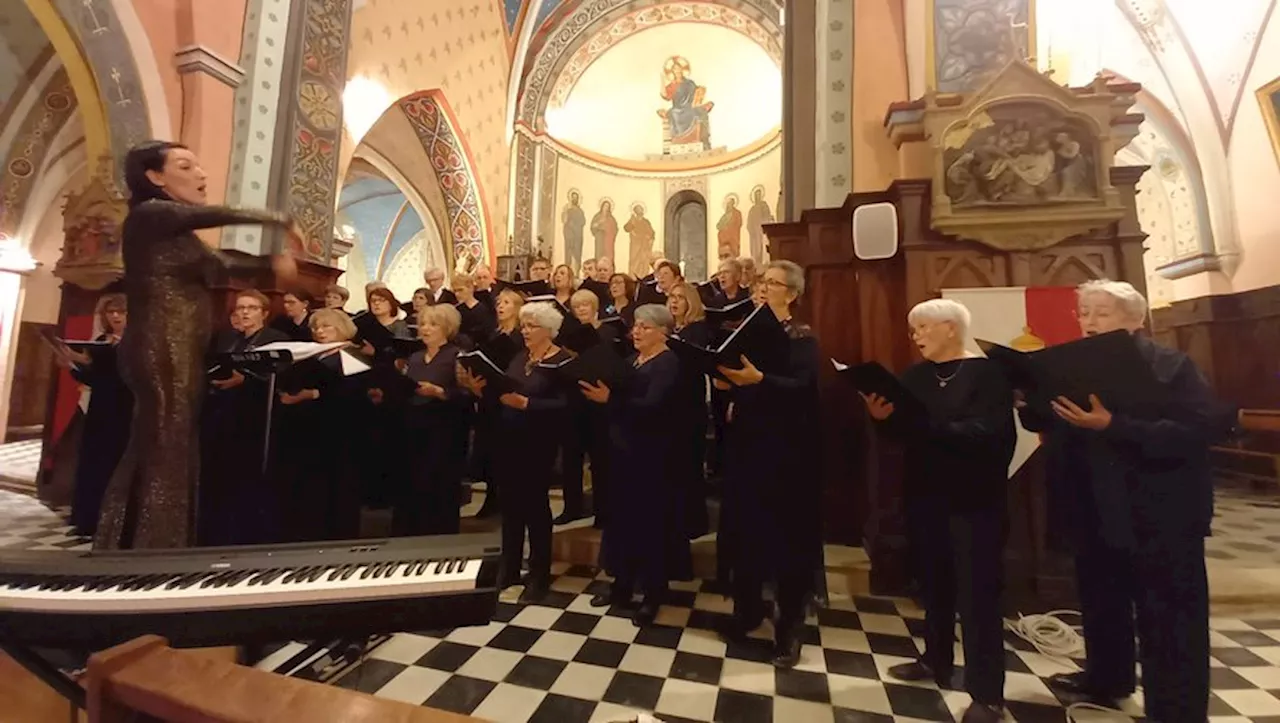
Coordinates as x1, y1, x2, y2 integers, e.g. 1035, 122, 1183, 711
861, 298, 1014, 723
579, 304, 692, 625
714, 260, 821, 669
458, 301, 571, 603
1020, 280, 1219, 723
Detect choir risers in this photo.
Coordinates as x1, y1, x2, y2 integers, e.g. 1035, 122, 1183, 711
0, 534, 500, 649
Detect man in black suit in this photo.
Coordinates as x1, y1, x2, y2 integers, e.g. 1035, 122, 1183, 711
424, 267, 458, 305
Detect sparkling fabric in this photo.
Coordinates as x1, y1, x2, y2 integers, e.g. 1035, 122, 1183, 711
94, 200, 288, 550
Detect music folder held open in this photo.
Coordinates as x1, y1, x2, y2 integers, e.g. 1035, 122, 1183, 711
457, 349, 519, 396
668, 302, 789, 377
831, 359, 926, 423
976, 329, 1161, 410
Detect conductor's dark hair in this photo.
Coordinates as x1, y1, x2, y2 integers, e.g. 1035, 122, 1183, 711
284, 288, 315, 307
124, 140, 188, 208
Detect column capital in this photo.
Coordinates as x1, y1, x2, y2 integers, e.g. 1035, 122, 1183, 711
174, 45, 246, 88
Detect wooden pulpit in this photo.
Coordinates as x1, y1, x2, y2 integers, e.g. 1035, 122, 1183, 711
763, 168, 1149, 607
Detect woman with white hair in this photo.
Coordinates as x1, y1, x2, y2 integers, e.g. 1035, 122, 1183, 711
1019, 279, 1221, 723
457, 300, 571, 603
715, 259, 822, 669
578, 304, 692, 624
861, 297, 1015, 723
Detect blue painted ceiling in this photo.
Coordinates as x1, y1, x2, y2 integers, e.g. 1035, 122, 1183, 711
337, 177, 426, 281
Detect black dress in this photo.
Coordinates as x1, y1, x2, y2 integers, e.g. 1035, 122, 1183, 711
883, 356, 1015, 706
198, 325, 290, 546
360, 319, 412, 508
96, 199, 290, 550
600, 350, 692, 591
720, 321, 822, 633
274, 352, 368, 541
457, 301, 497, 350
672, 320, 711, 538
491, 347, 572, 585
69, 339, 133, 537
270, 314, 312, 341
469, 328, 524, 510
394, 343, 468, 535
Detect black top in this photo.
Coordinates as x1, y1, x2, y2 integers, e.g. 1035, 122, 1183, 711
499, 347, 573, 425
270, 314, 312, 342
887, 357, 1016, 510
1019, 335, 1225, 549
457, 300, 497, 348
403, 344, 462, 407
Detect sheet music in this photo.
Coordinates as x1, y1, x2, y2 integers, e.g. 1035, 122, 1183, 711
831, 359, 850, 372
252, 341, 349, 360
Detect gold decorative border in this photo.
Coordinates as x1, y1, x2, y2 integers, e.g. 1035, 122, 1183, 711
1256, 74, 1280, 168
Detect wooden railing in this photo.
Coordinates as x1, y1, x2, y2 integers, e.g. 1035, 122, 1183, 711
1239, 409, 1280, 433
86, 636, 483, 723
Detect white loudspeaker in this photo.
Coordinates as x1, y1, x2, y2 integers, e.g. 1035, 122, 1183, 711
852, 202, 899, 260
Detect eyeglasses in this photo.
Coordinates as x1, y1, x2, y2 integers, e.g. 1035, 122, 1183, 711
763, 278, 789, 289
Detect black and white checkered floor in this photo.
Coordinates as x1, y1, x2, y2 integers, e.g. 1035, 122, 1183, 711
3, 482, 1280, 722
252, 562, 1280, 723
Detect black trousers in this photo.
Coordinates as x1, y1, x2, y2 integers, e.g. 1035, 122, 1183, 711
732, 566, 810, 638
495, 445, 554, 580
913, 498, 1007, 706
1076, 535, 1209, 723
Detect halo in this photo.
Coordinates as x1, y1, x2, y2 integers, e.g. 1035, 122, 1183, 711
723, 192, 740, 208
630, 201, 646, 215
566, 187, 582, 201
598, 196, 614, 211
750, 184, 766, 199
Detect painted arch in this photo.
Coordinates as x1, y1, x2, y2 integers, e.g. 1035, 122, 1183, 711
516, 0, 783, 129
396, 90, 496, 265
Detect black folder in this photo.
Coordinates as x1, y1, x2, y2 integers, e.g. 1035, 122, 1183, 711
510, 279, 553, 298
38, 328, 110, 352
457, 349, 518, 396
976, 330, 1161, 410
559, 320, 604, 354
581, 278, 612, 308
561, 342, 631, 388
353, 313, 422, 358
635, 280, 666, 307
705, 297, 756, 328
831, 359, 926, 422
479, 333, 522, 371
668, 303, 788, 376
366, 362, 418, 399
695, 280, 720, 307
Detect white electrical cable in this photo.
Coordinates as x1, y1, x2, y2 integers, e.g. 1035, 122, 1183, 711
1002, 611, 1134, 723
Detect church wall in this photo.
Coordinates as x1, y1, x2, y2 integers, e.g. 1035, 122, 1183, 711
20, 165, 88, 325
851, 0, 909, 193
1227, 8, 1280, 294
551, 146, 781, 280
344, 0, 512, 255
358, 109, 451, 256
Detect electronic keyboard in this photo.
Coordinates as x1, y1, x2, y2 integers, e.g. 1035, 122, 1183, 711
0, 533, 501, 649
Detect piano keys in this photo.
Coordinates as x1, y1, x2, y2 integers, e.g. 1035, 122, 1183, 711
0, 533, 500, 649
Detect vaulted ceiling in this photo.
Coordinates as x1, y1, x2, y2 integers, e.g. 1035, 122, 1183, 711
0, 3, 52, 124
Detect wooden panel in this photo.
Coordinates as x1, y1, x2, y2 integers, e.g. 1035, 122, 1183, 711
1152, 285, 1280, 409
6, 322, 57, 433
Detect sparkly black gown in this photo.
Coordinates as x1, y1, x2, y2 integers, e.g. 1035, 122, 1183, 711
94, 199, 289, 550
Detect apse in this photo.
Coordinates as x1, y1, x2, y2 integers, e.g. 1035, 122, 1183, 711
522, 15, 784, 281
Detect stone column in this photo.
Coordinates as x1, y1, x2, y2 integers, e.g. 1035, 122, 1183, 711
223, 0, 353, 262
511, 133, 537, 256
781, 0, 817, 221
814, 0, 854, 208
222, 0, 298, 254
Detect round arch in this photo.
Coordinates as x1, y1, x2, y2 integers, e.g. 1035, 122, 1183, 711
22, 0, 156, 183
396, 90, 498, 266
516, 0, 783, 130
